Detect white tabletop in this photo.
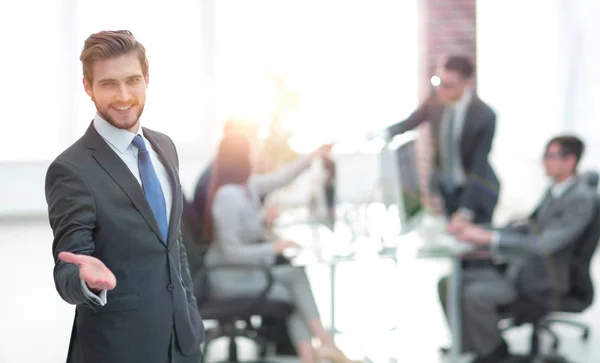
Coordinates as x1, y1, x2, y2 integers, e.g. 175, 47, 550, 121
417, 233, 475, 257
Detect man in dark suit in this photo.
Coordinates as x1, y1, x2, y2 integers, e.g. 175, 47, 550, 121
45, 30, 204, 363
439, 136, 594, 362
385, 55, 499, 230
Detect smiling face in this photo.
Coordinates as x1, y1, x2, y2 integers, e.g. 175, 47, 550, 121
83, 52, 149, 133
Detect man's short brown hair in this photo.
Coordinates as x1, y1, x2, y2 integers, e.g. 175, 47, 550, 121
80, 30, 149, 83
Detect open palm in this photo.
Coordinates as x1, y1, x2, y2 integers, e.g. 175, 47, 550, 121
58, 252, 117, 292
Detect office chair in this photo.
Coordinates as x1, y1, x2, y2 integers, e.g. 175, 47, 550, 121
195, 265, 294, 363
181, 199, 294, 362
499, 300, 550, 358
581, 170, 599, 190
539, 173, 600, 351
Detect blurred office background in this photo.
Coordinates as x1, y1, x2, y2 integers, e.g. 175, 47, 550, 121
1, 0, 600, 362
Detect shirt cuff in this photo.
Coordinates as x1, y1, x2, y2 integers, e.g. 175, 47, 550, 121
491, 231, 501, 252
80, 279, 107, 306
383, 129, 391, 141
457, 208, 474, 222
368, 129, 391, 141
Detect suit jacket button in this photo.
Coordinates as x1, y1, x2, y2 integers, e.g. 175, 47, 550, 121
167, 283, 174, 291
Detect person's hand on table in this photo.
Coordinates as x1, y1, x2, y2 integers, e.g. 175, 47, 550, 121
446, 212, 471, 234
456, 224, 493, 246
273, 240, 300, 255
424, 194, 444, 216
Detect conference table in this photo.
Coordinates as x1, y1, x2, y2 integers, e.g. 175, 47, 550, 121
273, 215, 398, 335
417, 234, 475, 363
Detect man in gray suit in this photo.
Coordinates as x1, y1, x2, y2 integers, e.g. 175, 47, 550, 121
439, 136, 594, 363
45, 30, 204, 363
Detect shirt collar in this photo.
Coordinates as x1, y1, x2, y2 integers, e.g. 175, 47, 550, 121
551, 175, 575, 199
452, 88, 473, 110
93, 113, 143, 154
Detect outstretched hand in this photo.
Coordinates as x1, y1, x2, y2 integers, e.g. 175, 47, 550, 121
58, 252, 117, 292
312, 143, 334, 159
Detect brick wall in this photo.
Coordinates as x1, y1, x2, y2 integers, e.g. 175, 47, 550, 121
418, 0, 477, 98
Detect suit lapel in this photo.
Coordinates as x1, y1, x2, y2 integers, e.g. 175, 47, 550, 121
538, 182, 578, 224
84, 123, 166, 245
432, 96, 480, 163
531, 189, 551, 221
459, 97, 480, 151
536, 191, 555, 222
143, 128, 182, 246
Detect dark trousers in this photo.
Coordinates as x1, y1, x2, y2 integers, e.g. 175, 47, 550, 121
440, 187, 494, 225
167, 329, 202, 363
261, 317, 296, 355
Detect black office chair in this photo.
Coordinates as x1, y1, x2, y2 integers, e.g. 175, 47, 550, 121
195, 265, 294, 363
539, 172, 600, 350
499, 300, 550, 358
581, 170, 600, 190
181, 199, 294, 362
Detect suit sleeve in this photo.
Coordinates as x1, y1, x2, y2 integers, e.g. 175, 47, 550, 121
45, 159, 98, 306
386, 105, 428, 138
459, 111, 497, 212
177, 231, 198, 305
250, 155, 312, 198
496, 192, 595, 255
165, 135, 198, 304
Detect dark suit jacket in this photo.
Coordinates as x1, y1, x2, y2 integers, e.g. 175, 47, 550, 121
387, 94, 500, 220
45, 124, 205, 363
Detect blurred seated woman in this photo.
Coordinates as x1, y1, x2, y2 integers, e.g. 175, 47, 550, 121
203, 134, 354, 363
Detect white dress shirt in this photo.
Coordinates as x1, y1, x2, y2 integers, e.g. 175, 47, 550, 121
81, 114, 173, 306
550, 176, 575, 199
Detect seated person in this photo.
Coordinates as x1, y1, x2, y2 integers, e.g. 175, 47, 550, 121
192, 118, 263, 240
203, 134, 357, 363
190, 119, 295, 353
438, 135, 595, 363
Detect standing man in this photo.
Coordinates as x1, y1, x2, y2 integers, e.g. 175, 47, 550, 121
45, 30, 204, 363
385, 55, 499, 230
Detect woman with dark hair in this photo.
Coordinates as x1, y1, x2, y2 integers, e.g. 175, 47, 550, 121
203, 134, 355, 363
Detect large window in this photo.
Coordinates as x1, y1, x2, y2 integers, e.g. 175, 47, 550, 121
214, 0, 419, 153
0, 1, 418, 162
0, 0, 65, 161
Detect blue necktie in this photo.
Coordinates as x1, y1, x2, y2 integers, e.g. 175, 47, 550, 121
131, 135, 168, 242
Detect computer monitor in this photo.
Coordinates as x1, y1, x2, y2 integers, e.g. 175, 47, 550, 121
379, 131, 425, 234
